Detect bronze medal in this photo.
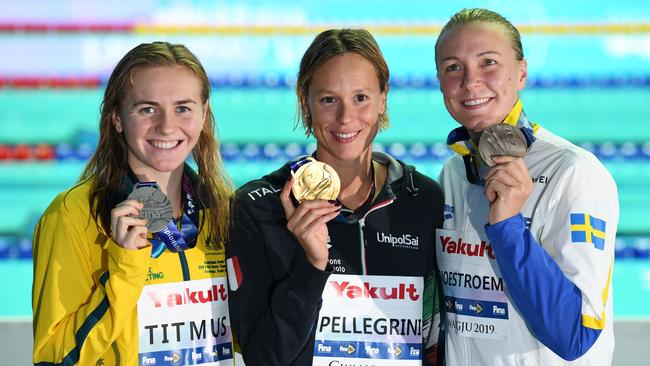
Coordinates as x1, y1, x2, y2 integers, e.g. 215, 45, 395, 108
478, 123, 527, 166
291, 158, 341, 203
127, 184, 173, 233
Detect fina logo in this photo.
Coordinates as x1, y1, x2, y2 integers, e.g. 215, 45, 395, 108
376, 232, 419, 250
163, 353, 182, 365
444, 204, 455, 220
339, 343, 356, 355
317, 343, 333, 354
387, 345, 403, 358
471, 302, 484, 315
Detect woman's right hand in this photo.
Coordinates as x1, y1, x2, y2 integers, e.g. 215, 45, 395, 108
110, 199, 150, 250
280, 176, 341, 271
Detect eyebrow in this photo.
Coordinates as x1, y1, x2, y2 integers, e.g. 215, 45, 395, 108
313, 88, 369, 94
131, 99, 198, 107
440, 50, 502, 63
477, 51, 502, 57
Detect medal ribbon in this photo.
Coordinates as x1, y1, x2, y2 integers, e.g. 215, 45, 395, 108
289, 156, 313, 172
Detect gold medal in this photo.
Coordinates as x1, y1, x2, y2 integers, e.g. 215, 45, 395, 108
291, 157, 341, 203
478, 123, 527, 166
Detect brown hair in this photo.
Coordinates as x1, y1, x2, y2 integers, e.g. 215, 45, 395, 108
435, 8, 524, 69
79, 41, 233, 247
296, 28, 390, 136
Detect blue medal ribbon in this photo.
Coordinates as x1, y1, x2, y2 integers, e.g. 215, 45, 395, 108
289, 156, 313, 172
148, 175, 199, 258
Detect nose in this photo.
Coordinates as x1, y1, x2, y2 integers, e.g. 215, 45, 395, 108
337, 101, 353, 125
155, 111, 175, 134
461, 66, 482, 90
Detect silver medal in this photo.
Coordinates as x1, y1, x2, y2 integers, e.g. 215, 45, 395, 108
478, 124, 527, 166
127, 185, 173, 233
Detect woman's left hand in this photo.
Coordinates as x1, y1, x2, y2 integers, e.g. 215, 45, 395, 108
484, 156, 532, 225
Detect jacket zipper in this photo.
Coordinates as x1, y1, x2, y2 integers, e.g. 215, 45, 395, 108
358, 198, 395, 275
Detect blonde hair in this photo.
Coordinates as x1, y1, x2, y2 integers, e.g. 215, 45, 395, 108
296, 28, 390, 136
79, 41, 233, 247
435, 8, 524, 69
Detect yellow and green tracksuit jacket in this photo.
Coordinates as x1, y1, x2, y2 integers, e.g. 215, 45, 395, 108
32, 179, 228, 365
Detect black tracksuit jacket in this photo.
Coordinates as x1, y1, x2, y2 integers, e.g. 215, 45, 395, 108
227, 152, 445, 365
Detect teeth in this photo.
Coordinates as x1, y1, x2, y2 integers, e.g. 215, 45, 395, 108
464, 98, 490, 106
333, 132, 358, 139
150, 140, 179, 149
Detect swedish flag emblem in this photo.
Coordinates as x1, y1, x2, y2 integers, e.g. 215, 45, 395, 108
570, 213, 606, 250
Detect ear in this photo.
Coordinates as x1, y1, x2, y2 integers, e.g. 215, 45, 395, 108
300, 94, 310, 119
517, 59, 528, 90
111, 110, 123, 133
202, 100, 210, 123
379, 82, 389, 114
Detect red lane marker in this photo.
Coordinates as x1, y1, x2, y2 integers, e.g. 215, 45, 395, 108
12, 144, 32, 160
33, 144, 56, 160
0, 77, 101, 89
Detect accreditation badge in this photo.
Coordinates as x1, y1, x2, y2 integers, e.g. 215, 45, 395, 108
137, 277, 234, 365
313, 274, 423, 366
436, 228, 510, 340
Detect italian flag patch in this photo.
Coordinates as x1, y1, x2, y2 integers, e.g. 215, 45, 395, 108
226, 256, 243, 291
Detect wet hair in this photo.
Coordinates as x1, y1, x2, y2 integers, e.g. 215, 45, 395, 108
296, 28, 390, 136
435, 8, 524, 69
79, 41, 233, 247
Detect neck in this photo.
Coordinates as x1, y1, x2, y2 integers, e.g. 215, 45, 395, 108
131, 164, 184, 217
317, 148, 374, 210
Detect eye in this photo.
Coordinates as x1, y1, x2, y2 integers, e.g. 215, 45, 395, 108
354, 94, 368, 102
176, 106, 191, 113
320, 96, 336, 104
140, 106, 156, 114
483, 58, 497, 66
445, 63, 462, 73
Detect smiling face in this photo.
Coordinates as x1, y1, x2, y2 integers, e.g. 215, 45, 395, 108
436, 22, 527, 139
306, 52, 387, 164
112, 65, 207, 178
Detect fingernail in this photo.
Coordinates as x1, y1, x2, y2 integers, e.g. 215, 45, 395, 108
328, 200, 336, 204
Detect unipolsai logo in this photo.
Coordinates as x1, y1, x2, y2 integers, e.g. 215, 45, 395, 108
376, 231, 419, 250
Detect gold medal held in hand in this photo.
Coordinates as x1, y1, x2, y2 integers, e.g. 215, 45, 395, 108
291, 157, 341, 203
478, 123, 528, 166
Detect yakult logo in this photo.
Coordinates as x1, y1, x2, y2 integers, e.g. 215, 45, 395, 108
330, 281, 420, 301
440, 236, 496, 259
146, 284, 227, 308
376, 232, 419, 249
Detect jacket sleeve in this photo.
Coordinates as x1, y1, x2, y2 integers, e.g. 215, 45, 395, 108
227, 196, 331, 366
423, 269, 445, 366
32, 193, 152, 365
423, 179, 445, 366
485, 154, 618, 361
